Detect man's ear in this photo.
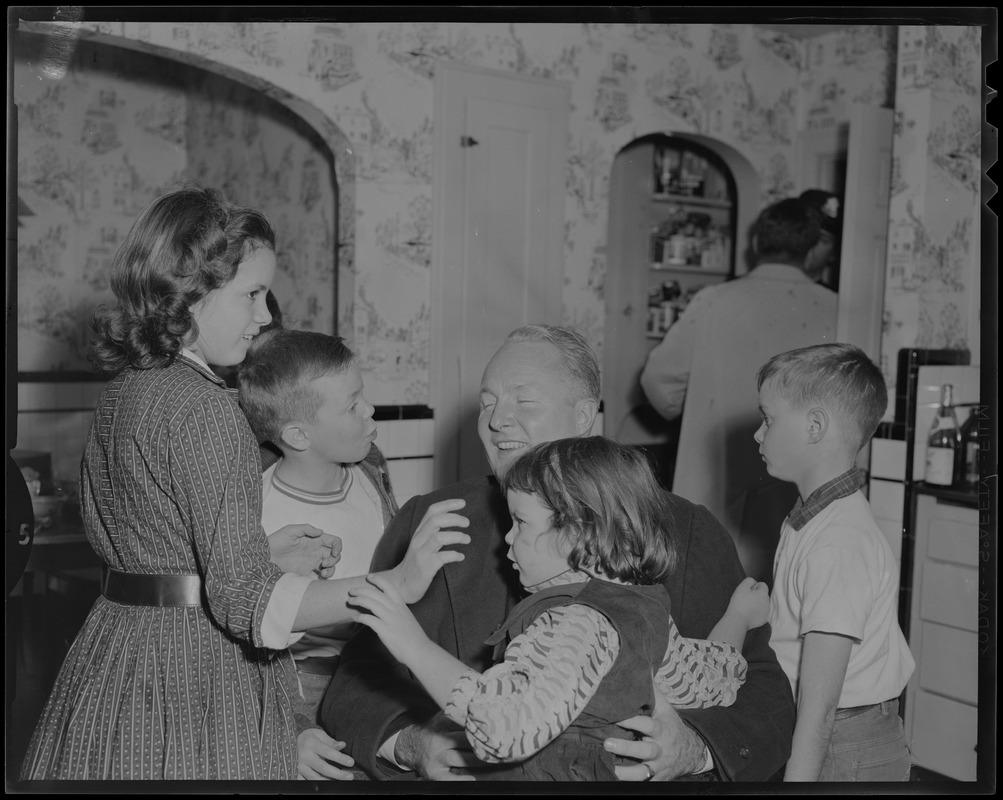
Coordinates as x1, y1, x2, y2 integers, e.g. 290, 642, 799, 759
574, 398, 599, 436
806, 407, 828, 443
280, 423, 310, 452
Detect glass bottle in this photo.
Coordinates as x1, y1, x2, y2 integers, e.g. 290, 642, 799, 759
959, 406, 980, 487
924, 384, 960, 486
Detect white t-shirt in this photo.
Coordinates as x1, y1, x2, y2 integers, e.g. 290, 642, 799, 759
262, 459, 385, 658
769, 491, 915, 708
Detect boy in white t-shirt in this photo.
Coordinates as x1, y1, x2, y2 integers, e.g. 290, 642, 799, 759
238, 329, 399, 779
754, 343, 915, 782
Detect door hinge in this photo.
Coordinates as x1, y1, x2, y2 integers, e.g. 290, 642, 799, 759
460, 135, 479, 148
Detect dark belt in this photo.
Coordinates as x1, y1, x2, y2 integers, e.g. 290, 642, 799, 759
103, 569, 202, 607
834, 699, 896, 720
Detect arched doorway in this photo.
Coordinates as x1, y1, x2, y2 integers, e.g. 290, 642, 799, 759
602, 131, 759, 486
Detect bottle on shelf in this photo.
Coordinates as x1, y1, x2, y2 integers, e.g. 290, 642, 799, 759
646, 281, 681, 337
959, 406, 980, 487
655, 147, 681, 195
924, 384, 961, 486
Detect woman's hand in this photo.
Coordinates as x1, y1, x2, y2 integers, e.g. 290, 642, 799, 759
349, 573, 429, 665
297, 727, 356, 780
269, 524, 342, 578
388, 499, 469, 603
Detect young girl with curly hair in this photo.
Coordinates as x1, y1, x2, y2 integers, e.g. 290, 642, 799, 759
349, 435, 768, 780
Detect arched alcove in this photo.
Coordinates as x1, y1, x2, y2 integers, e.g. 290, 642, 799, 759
15, 22, 355, 377
602, 131, 760, 484
666, 131, 761, 276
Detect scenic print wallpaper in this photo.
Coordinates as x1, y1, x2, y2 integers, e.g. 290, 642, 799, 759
15, 18, 982, 408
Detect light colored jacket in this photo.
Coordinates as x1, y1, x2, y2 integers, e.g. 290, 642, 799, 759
640, 263, 837, 579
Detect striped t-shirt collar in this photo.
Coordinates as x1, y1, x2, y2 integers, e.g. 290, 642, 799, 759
270, 464, 354, 505
786, 467, 867, 531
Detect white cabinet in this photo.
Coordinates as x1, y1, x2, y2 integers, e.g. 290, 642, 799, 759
904, 491, 979, 781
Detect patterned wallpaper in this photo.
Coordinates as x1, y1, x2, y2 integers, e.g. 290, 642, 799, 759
14, 32, 337, 374
882, 25, 983, 377
16, 19, 979, 410
185, 70, 338, 337
15, 34, 189, 372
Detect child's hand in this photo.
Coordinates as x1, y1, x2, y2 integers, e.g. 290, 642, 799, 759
349, 573, 429, 665
269, 524, 343, 578
727, 577, 770, 631
297, 728, 355, 780
390, 498, 470, 603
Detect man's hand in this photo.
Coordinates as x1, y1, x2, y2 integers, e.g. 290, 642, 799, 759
297, 727, 356, 780
605, 687, 708, 781
269, 524, 342, 578
394, 714, 480, 781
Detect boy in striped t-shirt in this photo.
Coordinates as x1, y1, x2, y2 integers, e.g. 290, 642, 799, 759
238, 328, 399, 780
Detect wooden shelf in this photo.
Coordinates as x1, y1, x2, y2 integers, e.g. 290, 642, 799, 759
650, 264, 730, 276
651, 193, 732, 209
603, 135, 739, 446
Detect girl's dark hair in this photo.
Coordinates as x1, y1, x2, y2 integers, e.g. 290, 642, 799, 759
90, 185, 275, 374
501, 436, 677, 584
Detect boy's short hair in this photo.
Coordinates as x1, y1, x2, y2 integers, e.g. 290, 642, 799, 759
237, 329, 355, 446
501, 436, 676, 585
756, 343, 888, 454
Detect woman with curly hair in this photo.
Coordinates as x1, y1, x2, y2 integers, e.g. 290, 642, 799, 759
20, 186, 467, 781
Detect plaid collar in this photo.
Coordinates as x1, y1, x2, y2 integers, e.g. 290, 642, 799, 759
787, 467, 867, 531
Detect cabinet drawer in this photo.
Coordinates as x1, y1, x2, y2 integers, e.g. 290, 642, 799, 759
869, 478, 905, 520
909, 689, 977, 781
919, 561, 978, 632
925, 503, 978, 567
916, 621, 978, 704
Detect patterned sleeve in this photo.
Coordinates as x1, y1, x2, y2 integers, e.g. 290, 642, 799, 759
172, 390, 284, 648
654, 614, 748, 709
443, 603, 620, 763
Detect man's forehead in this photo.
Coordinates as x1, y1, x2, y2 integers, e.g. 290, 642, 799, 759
480, 371, 550, 394
482, 341, 563, 384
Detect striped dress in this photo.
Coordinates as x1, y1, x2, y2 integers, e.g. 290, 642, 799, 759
21, 356, 298, 780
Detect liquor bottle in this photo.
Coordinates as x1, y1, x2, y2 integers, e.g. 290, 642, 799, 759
924, 384, 960, 486
959, 406, 980, 486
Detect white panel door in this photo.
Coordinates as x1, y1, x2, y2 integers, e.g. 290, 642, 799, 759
836, 103, 894, 364
432, 63, 569, 487
797, 104, 894, 366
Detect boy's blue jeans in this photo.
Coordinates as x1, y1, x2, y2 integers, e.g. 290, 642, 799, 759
819, 699, 912, 781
